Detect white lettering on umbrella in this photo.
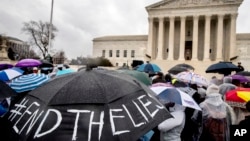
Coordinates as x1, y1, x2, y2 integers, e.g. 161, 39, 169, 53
67, 109, 91, 141
88, 111, 104, 141
14, 102, 43, 135
132, 100, 148, 122
9, 98, 29, 121
34, 109, 62, 138
110, 109, 130, 135
7, 94, 167, 140
122, 104, 145, 127
13, 101, 39, 133
138, 95, 159, 118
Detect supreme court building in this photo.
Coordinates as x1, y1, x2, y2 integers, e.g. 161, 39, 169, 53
93, 0, 250, 76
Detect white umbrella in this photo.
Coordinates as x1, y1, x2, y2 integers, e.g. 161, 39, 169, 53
150, 86, 201, 111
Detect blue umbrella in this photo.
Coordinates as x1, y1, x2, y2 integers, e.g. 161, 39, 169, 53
9, 73, 50, 93
56, 68, 76, 76
137, 63, 161, 73
0, 67, 24, 82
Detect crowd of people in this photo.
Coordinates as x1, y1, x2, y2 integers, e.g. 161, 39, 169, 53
138, 68, 250, 141
0, 61, 250, 141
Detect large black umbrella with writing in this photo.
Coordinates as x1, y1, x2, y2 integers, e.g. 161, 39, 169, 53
1, 69, 172, 141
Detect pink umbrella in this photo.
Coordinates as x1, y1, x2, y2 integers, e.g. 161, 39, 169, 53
231, 74, 250, 83
15, 59, 42, 67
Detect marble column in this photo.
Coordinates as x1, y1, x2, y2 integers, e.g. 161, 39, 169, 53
179, 16, 186, 60
157, 17, 164, 60
192, 15, 199, 61
216, 14, 224, 60
229, 13, 237, 60
168, 16, 175, 60
203, 14, 211, 60
147, 17, 154, 60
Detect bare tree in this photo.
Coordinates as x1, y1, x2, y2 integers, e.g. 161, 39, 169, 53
22, 20, 58, 58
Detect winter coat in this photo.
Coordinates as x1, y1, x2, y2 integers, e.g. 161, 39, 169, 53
158, 109, 185, 141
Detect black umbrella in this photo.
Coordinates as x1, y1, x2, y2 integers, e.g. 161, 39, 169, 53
0, 80, 17, 116
39, 59, 54, 68
205, 61, 240, 75
168, 63, 194, 75
2, 69, 171, 141
0, 80, 17, 102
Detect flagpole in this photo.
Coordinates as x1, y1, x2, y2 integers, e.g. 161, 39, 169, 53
48, 0, 54, 56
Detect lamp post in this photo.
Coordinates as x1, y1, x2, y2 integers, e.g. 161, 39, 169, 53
48, 0, 54, 56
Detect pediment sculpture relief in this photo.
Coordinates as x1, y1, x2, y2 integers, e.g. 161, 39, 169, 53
157, 0, 242, 8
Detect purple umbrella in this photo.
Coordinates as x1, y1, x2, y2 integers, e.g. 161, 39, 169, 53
0, 64, 13, 71
15, 59, 42, 67
231, 74, 250, 83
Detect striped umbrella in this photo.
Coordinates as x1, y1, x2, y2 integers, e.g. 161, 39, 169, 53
0, 67, 24, 82
9, 73, 50, 93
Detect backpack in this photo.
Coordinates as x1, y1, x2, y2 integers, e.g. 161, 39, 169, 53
204, 117, 227, 141
202, 103, 228, 141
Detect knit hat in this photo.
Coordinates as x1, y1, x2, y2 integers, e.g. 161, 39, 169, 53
206, 84, 219, 95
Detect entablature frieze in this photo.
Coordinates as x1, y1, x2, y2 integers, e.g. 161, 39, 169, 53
148, 5, 238, 19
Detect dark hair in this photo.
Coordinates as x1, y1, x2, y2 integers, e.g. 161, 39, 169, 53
165, 74, 172, 83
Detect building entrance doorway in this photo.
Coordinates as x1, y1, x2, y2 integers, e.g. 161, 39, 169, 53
185, 41, 192, 60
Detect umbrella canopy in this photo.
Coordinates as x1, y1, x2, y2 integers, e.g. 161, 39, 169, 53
9, 73, 50, 93
225, 88, 250, 108
177, 87, 197, 96
116, 69, 152, 86
15, 59, 42, 67
236, 71, 250, 76
151, 82, 173, 87
136, 63, 161, 73
150, 86, 201, 111
230, 74, 250, 83
175, 72, 209, 87
0, 80, 17, 116
168, 63, 194, 75
39, 59, 54, 68
205, 61, 240, 75
2, 70, 172, 141
0, 67, 24, 82
237, 88, 250, 102
56, 68, 76, 76
0, 63, 13, 71
0, 80, 17, 102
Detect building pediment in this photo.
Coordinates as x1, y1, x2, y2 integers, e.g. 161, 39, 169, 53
147, 0, 243, 9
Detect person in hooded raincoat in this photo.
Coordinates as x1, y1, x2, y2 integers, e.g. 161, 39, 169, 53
219, 76, 237, 99
198, 84, 236, 141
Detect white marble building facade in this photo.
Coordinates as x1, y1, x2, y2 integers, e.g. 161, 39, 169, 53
92, 0, 250, 77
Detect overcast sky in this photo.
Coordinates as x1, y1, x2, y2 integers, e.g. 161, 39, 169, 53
0, 0, 249, 59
